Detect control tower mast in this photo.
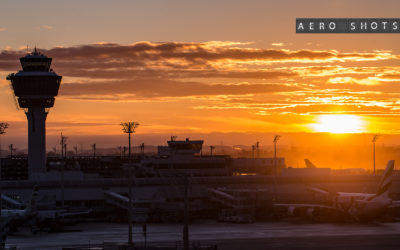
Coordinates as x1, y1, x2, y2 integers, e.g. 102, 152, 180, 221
7, 49, 62, 178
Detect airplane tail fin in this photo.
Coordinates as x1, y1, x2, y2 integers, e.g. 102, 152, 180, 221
376, 160, 395, 197
304, 159, 317, 168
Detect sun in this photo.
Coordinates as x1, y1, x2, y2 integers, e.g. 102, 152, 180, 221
311, 114, 365, 133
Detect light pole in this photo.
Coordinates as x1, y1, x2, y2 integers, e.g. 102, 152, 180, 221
273, 135, 281, 175
120, 121, 139, 246
210, 145, 215, 156
9, 144, 14, 158
183, 175, 189, 250
91, 144, 96, 158
139, 143, 145, 156
60, 133, 67, 159
59, 133, 68, 211
0, 123, 9, 159
372, 134, 380, 175
0, 123, 8, 248
123, 146, 127, 159
256, 141, 260, 158
273, 135, 281, 202
118, 146, 122, 158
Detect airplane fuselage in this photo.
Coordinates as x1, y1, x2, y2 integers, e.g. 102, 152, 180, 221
349, 196, 392, 221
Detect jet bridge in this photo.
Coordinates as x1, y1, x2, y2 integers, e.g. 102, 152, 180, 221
103, 191, 149, 222
207, 187, 272, 209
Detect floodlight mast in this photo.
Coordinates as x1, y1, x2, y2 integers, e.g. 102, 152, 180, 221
120, 121, 139, 246
372, 134, 380, 175
121, 122, 140, 161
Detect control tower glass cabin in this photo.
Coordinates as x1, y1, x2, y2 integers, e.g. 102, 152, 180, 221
7, 49, 62, 178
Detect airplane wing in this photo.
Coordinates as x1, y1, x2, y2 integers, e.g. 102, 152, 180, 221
37, 209, 92, 220
274, 203, 332, 209
307, 186, 330, 196
336, 192, 375, 197
60, 209, 92, 217
273, 203, 338, 219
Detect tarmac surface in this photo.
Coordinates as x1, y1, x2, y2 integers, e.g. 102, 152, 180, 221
6, 220, 400, 249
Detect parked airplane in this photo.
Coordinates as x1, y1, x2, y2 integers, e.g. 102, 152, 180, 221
0, 185, 39, 245
274, 160, 396, 221
1, 185, 39, 225
1, 186, 91, 233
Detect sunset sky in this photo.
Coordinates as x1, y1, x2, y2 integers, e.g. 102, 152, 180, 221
1, 0, 400, 150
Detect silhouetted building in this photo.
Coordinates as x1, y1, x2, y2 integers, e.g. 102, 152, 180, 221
140, 138, 229, 176
0, 158, 28, 180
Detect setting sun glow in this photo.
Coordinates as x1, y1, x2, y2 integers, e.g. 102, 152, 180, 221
312, 115, 365, 134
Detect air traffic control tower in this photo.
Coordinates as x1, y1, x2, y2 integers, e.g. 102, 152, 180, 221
7, 49, 62, 178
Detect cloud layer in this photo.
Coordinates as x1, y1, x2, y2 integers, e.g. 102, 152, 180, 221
2, 41, 400, 134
